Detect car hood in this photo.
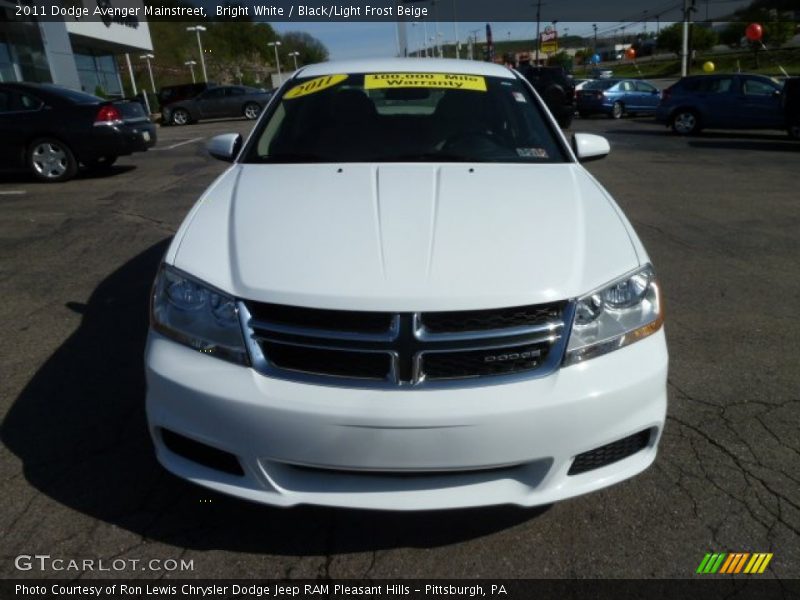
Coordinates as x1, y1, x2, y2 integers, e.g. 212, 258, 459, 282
169, 163, 643, 311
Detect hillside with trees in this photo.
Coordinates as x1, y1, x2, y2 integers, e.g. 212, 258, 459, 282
123, 16, 328, 94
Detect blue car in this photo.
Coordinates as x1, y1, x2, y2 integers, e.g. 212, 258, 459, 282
656, 73, 785, 135
576, 78, 661, 119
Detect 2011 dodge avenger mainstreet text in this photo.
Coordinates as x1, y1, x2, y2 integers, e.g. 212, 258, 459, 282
145, 59, 668, 510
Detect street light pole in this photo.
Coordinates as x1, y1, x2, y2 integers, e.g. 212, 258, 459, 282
140, 53, 156, 95
288, 50, 300, 71
185, 60, 197, 83
268, 41, 282, 84
186, 26, 208, 82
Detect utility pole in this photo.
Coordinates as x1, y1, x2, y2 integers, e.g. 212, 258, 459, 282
534, 0, 542, 65
452, 0, 459, 59
681, 0, 694, 77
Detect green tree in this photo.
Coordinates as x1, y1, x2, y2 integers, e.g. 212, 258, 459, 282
656, 22, 718, 56
279, 31, 330, 67
547, 51, 573, 71
719, 15, 796, 48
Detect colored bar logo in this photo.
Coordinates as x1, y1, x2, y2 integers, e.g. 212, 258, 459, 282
696, 552, 773, 574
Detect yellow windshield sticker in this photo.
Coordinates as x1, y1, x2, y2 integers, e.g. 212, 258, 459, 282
284, 74, 348, 99
364, 73, 487, 92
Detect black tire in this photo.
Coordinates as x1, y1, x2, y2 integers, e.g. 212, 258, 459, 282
243, 102, 261, 120
578, 110, 591, 118
671, 109, 702, 135
610, 101, 624, 120
84, 155, 118, 170
171, 108, 191, 126
557, 112, 574, 129
27, 137, 78, 183
788, 121, 800, 141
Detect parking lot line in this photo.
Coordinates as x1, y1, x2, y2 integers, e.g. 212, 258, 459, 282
155, 137, 205, 151
0, 190, 27, 195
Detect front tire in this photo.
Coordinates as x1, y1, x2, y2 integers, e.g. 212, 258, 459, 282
611, 101, 624, 120
671, 110, 701, 135
28, 138, 78, 183
243, 102, 261, 120
171, 108, 190, 126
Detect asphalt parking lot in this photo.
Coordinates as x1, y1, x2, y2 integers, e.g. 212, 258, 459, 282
1, 114, 798, 580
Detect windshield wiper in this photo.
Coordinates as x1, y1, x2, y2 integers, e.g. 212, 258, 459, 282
384, 153, 481, 162
253, 153, 327, 163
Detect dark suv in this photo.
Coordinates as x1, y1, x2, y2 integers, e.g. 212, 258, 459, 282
518, 65, 576, 129
157, 82, 215, 110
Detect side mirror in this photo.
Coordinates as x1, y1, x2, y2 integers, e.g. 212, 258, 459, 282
573, 133, 611, 162
207, 133, 242, 162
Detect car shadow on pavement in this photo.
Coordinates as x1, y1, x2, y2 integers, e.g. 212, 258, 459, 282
687, 139, 799, 152
2, 240, 545, 556
0, 165, 136, 184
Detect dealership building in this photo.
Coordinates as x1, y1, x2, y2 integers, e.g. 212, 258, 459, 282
0, 0, 152, 97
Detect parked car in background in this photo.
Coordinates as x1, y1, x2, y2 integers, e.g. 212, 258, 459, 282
162, 85, 272, 125
784, 77, 800, 140
0, 82, 156, 182
590, 68, 614, 79
157, 82, 214, 109
517, 64, 576, 128
577, 79, 660, 119
656, 73, 787, 135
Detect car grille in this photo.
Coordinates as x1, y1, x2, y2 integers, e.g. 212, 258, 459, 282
567, 430, 652, 475
239, 300, 573, 388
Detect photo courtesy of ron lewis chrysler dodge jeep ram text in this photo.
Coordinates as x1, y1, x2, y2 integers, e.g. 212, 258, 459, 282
145, 59, 668, 510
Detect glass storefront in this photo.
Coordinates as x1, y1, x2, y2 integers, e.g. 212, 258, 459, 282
0, 19, 51, 83
73, 47, 123, 98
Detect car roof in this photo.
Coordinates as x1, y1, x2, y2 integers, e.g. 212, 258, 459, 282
297, 58, 516, 80
0, 82, 101, 103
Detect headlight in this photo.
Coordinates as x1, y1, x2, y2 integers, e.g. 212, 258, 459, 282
151, 264, 248, 365
564, 264, 663, 366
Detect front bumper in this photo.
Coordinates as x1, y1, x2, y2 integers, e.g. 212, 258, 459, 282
145, 329, 668, 510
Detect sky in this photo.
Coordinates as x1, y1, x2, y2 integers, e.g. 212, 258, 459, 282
271, 22, 647, 60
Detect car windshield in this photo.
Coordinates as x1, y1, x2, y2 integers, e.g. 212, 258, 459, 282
584, 80, 618, 90
244, 72, 568, 164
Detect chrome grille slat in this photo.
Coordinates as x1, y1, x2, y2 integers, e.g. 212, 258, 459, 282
250, 315, 400, 342
239, 301, 574, 389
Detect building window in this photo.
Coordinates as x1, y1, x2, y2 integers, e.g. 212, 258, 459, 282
0, 21, 51, 83
73, 47, 122, 98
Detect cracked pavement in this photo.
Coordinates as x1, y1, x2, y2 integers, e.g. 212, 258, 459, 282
0, 116, 798, 579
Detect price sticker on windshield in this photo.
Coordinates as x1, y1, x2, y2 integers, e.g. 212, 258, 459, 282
365, 73, 487, 92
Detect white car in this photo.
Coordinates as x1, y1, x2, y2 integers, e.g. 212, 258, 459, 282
146, 59, 667, 510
